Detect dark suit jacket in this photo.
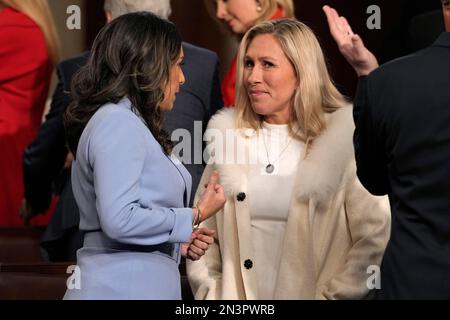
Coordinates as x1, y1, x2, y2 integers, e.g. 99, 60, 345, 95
409, 10, 445, 52
353, 33, 450, 299
23, 43, 223, 261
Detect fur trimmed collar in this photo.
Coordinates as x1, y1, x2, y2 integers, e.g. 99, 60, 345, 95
205, 106, 355, 205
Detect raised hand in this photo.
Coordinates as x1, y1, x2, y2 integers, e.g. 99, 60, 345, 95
323, 5, 379, 76
196, 170, 226, 221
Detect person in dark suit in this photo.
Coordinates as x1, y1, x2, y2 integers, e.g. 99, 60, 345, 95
409, 9, 445, 52
22, 53, 88, 261
324, 1, 450, 299
22, 0, 223, 262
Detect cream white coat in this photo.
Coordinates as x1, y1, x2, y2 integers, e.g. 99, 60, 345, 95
187, 106, 391, 299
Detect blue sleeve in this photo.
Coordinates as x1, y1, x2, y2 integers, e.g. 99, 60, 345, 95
89, 111, 193, 245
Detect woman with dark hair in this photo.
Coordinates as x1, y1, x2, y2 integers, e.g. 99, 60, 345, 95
63, 12, 226, 300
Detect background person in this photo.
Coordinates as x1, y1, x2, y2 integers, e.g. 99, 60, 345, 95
0, 0, 59, 226
324, 1, 450, 299
205, 0, 295, 107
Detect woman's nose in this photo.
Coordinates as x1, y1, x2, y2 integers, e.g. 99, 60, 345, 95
216, 0, 228, 19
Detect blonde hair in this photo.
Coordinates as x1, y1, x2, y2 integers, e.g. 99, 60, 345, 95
204, 0, 295, 34
235, 19, 347, 148
1, 0, 60, 64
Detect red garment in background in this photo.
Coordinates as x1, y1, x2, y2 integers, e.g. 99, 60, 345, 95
221, 7, 285, 107
0, 7, 53, 226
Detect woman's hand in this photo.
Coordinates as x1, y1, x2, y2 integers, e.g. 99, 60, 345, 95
323, 5, 379, 76
196, 171, 226, 220
181, 228, 216, 260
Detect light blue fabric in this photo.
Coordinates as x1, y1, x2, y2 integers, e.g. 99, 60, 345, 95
63, 97, 193, 300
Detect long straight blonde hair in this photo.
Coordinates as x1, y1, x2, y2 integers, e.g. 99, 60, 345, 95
1, 0, 60, 64
235, 19, 347, 149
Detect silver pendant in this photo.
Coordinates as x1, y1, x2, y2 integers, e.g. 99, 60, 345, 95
266, 164, 274, 174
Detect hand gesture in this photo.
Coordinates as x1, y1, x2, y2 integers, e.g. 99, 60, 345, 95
196, 171, 226, 220
181, 227, 216, 260
323, 5, 379, 76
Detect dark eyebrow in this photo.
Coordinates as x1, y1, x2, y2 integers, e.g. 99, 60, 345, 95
244, 54, 277, 61
258, 56, 277, 61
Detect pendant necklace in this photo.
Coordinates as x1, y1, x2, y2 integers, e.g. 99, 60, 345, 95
262, 125, 298, 174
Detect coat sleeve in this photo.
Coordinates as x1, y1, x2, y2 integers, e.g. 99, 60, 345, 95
353, 76, 390, 195
319, 171, 391, 299
186, 164, 223, 299
88, 111, 193, 245
23, 65, 70, 212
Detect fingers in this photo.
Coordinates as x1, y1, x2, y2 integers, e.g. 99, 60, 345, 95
189, 242, 206, 256
323, 5, 351, 46
340, 16, 354, 36
207, 170, 219, 187
191, 229, 215, 247
193, 238, 210, 251
187, 249, 201, 261
193, 227, 216, 237
196, 235, 214, 247
323, 5, 338, 35
214, 184, 224, 194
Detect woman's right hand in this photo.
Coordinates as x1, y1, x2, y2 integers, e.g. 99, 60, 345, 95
323, 5, 379, 76
195, 171, 226, 221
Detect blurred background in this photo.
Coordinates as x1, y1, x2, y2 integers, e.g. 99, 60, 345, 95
50, 0, 445, 98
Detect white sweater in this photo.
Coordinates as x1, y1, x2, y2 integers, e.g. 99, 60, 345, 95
248, 121, 304, 299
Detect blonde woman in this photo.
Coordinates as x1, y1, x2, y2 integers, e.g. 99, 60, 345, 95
187, 19, 391, 300
0, 0, 59, 226
205, 0, 295, 107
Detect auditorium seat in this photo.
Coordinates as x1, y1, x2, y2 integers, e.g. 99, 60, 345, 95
0, 227, 45, 262
0, 227, 194, 299
0, 261, 194, 300
0, 262, 70, 299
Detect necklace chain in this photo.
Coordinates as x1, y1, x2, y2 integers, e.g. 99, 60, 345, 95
262, 126, 298, 173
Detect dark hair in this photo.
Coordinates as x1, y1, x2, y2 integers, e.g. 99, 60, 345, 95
64, 11, 182, 155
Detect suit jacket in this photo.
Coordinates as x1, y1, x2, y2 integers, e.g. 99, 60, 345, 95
63, 97, 193, 299
353, 32, 450, 299
409, 10, 445, 52
23, 43, 223, 261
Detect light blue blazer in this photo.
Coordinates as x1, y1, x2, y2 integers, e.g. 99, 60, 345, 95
63, 97, 193, 300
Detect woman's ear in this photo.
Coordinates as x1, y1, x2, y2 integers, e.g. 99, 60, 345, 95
105, 10, 113, 23
256, 0, 262, 12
